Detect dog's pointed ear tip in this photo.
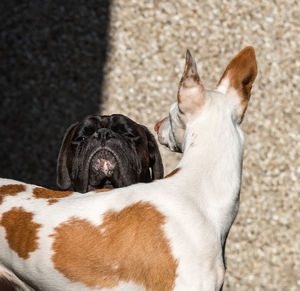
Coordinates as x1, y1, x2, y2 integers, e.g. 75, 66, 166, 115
240, 46, 256, 59
243, 46, 255, 52
185, 49, 195, 63
242, 47, 258, 73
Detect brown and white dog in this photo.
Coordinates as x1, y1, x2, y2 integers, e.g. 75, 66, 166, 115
0, 47, 257, 290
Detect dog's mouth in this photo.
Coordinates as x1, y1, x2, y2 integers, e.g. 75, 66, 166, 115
88, 149, 118, 190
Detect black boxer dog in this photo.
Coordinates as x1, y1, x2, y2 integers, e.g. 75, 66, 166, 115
57, 114, 164, 193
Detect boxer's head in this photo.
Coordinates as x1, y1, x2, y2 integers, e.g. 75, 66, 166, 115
57, 114, 164, 193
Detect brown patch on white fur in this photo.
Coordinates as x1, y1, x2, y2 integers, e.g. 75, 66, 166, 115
0, 184, 26, 204
93, 188, 112, 193
51, 202, 178, 290
217, 46, 257, 119
164, 168, 181, 179
0, 207, 41, 259
33, 187, 73, 199
48, 198, 59, 205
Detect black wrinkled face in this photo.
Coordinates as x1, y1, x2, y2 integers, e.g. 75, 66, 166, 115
63, 114, 156, 192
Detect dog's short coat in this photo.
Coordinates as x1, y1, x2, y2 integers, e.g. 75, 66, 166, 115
0, 47, 257, 290
57, 114, 164, 193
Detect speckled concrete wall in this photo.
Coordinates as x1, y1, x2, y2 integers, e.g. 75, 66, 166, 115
101, 1, 299, 290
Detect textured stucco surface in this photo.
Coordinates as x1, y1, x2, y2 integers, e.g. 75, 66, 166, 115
101, 1, 300, 290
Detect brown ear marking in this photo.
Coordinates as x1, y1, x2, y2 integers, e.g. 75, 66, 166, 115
0, 207, 41, 259
0, 184, 26, 204
51, 202, 178, 290
218, 46, 258, 119
177, 50, 205, 113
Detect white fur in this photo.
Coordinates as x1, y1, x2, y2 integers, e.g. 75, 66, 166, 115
216, 77, 230, 95
0, 177, 227, 290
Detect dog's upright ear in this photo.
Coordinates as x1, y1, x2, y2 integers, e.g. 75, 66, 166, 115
142, 126, 164, 180
217, 46, 257, 122
177, 50, 206, 115
56, 122, 78, 190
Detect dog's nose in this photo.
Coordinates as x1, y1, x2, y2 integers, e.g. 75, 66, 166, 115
93, 128, 112, 140
154, 118, 166, 132
154, 121, 161, 132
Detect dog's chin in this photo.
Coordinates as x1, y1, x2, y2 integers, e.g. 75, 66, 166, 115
157, 127, 182, 153
158, 136, 181, 153
87, 179, 114, 191
88, 149, 118, 190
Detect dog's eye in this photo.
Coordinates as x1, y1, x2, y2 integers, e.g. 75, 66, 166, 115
83, 127, 95, 136
72, 136, 86, 144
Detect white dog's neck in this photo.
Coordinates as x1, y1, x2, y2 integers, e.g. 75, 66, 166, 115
176, 109, 244, 241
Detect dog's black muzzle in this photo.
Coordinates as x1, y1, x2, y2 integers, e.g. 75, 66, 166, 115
73, 128, 138, 193
57, 114, 164, 193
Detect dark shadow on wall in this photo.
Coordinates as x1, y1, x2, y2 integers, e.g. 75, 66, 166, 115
0, 0, 111, 189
